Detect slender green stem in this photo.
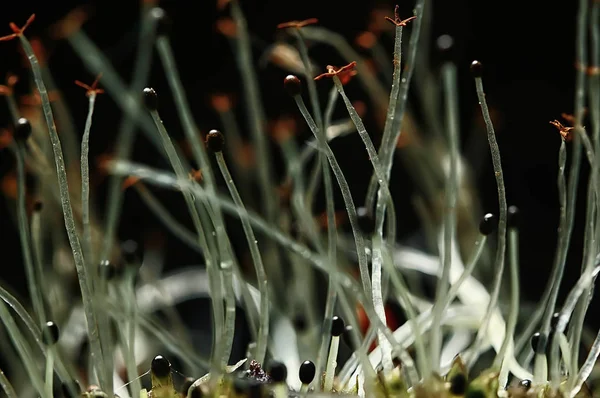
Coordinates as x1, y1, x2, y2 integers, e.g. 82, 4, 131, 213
214, 151, 269, 365
331, 76, 397, 372
17, 34, 107, 391
430, 61, 459, 373
566, 0, 590, 387
81, 93, 97, 269
496, 228, 521, 388
157, 36, 243, 369
365, 22, 404, 213
148, 109, 224, 375
0, 368, 16, 398
293, 94, 372, 297
366, 1, 424, 208
469, 76, 508, 367
230, 0, 277, 223
13, 143, 46, 327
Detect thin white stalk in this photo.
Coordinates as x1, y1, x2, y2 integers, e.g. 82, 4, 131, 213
469, 74, 508, 366
230, 0, 277, 223
366, 1, 425, 207
0, 300, 47, 397
0, 368, 16, 398
496, 227, 521, 390
566, 0, 590, 384
214, 151, 269, 365
293, 94, 372, 296
75, 11, 160, 262
13, 143, 46, 327
330, 75, 396, 373
430, 61, 460, 373
365, 19, 405, 213
17, 33, 108, 392
81, 93, 97, 269
156, 36, 241, 370
148, 109, 224, 376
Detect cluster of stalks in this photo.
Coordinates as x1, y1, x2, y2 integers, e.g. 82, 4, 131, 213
0, 1, 599, 397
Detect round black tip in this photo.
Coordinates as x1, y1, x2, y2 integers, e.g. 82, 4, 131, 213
42, 321, 60, 345
121, 239, 140, 264
519, 379, 532, 391
143, 87, 158, 110
268, 360, 287, 383
478, 213, 497, 236
507, 205, 519, 229
14, 117, 32, 142
151, 355, 171, 378
206, 129, 225, 153
33, 200, 43, 212
470, 60, 483, 77
99, 259, 116, 281
331, 315, 345, 337
299, 360, 316, 384
292, 314, 308, 332
449, 373, 467, 395
283, 75, 302, 97
189, 385, 203, 398
150, 7, 171, 36
233, 375, 262, 398
357, 206, 375, 235
530, 332, 547, 355
248, 381, 262, 398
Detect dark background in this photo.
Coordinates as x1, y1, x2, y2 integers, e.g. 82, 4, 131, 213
0, 0, 597, 367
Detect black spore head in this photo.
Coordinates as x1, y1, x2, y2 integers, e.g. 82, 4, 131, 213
331, 315, 345, 337
33, 200, 43, 212
206, 129, 225, 153
519, 379, 532, 391
449, 373, 467, 395
189, 385, 203, 398
470, 60, 483, 77
268, 360, 287, 383
357, 206, 375, 235
14, 117, 32, 142
151, 355, 171, 378
143, 87, 158, 110
292, 314, 308, 332
299, 360, 316, 385
283, 75, 302, 97
42, 321, 60, 345
233, 374, 263, 398
479, 213, 496, 236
